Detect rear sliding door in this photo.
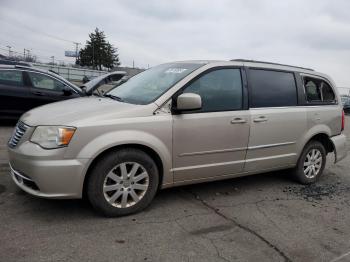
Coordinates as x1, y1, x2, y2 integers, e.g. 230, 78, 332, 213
245, 68, 307, 172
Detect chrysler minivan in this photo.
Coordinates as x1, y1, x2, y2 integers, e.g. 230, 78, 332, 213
7, 60, 347, 216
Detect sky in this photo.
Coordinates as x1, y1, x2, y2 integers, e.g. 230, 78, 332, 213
1, 0, 350, 88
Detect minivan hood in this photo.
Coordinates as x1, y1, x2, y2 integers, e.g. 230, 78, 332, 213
21, 96, 155, 126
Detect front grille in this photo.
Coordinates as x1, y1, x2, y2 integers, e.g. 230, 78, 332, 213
8, 121, 29, 148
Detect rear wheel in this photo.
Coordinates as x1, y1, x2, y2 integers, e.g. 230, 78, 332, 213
87, 148, 159, 217
292, 141, 326, 184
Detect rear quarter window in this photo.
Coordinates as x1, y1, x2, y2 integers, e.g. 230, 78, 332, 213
321, 82, 335, 101
249, 69, 297, 107
303, 76, 336, 104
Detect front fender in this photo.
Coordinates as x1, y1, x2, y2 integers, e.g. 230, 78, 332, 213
77, 130, 173, 186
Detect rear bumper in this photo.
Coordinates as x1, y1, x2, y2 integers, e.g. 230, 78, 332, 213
331, 133, 348, 163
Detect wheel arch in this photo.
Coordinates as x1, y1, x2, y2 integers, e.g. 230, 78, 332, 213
300, 132, 335, 159
293, 134, 330, 184
307, 133, 335, 153
82, 143, 165, 199
298, 123, 334, 156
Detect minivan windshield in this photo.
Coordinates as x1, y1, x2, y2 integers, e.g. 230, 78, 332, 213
106, 63, 203, 104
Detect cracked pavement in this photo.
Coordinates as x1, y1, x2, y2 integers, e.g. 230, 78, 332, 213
0, 118, 350, 262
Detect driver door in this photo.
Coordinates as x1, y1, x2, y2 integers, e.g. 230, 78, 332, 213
172, 68, 250, 182
26, 71, 79, 108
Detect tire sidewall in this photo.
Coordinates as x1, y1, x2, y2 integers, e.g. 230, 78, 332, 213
87, 149, 159, 217
296, 141, 326, 184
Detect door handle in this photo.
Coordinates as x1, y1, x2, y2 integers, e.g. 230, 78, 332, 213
33, 91, 44, 96
231, 118, 247, 124
253, 116, 268, 123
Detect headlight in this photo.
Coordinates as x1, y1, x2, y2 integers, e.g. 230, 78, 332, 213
30, 126, 76, 149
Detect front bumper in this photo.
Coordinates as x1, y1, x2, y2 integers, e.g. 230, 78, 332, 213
8, 141, 89, 199
331, 133, 348, 163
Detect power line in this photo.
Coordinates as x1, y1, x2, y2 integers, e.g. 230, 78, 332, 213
0, 37, 72, 56
0, 43, 67, 60
0, 17, 120, 67
0, 18, 78, 44
0, 43, 74, 61
0, 47, 73, 64
0, 18, 82, 60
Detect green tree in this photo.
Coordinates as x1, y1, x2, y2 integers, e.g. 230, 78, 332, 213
77, 28, 120, 70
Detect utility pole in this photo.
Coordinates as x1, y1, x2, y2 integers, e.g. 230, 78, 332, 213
73, 42, 81, 64
132, 60, 135, 68
23, 49, 30, 61
6, 46, 12, 57
92, 43, 95, 69
50, 56, 55, 64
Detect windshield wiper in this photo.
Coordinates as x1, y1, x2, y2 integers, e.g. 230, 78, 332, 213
103, 93, 124, 102
91, 92, 102, 97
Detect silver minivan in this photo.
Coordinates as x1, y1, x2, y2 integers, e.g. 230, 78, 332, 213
7, 60, 347, 216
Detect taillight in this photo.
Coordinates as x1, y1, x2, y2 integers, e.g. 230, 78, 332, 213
341, 110, 345, 131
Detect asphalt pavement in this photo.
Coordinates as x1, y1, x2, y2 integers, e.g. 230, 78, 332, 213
0, 118, 350, 262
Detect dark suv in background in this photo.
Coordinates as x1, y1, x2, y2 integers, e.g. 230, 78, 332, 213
0, 65, 127, 120
0, 65, 83, 120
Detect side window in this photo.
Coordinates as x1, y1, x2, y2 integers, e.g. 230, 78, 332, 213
0, 70, 23, 87
305, 79, 321, 101
27, 72, 65, 91
182, 68, 243, 112
321, 82, 335, 101
110, 74, 124, 82
303, 76, 335, 103
249, 69, 297, 107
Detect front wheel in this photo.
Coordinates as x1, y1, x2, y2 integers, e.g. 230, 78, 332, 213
292, 141, 326, 184
87, 148, 159, 217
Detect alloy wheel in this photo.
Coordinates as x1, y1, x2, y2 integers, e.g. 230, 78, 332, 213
103, 162, 149, 208
303, 149, 322, 179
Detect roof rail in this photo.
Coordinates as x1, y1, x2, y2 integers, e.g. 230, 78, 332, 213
230, 59, 314, 71
0, 59, 32, 67
48, 69, 59, 75
14, 65, 33, 69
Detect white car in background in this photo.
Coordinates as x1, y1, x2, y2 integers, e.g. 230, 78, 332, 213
81, 71, 127, 95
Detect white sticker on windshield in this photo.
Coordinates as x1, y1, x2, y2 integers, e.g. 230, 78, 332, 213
165, 68, 188, 74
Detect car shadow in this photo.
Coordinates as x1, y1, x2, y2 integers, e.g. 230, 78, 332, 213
14, 170, 294, 221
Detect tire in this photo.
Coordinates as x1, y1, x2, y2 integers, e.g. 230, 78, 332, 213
292, 141, 326, 184
87, 148, 159, 217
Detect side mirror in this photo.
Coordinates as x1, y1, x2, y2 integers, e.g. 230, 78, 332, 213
174, 93, 202, 112
63, 86, 73, 96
